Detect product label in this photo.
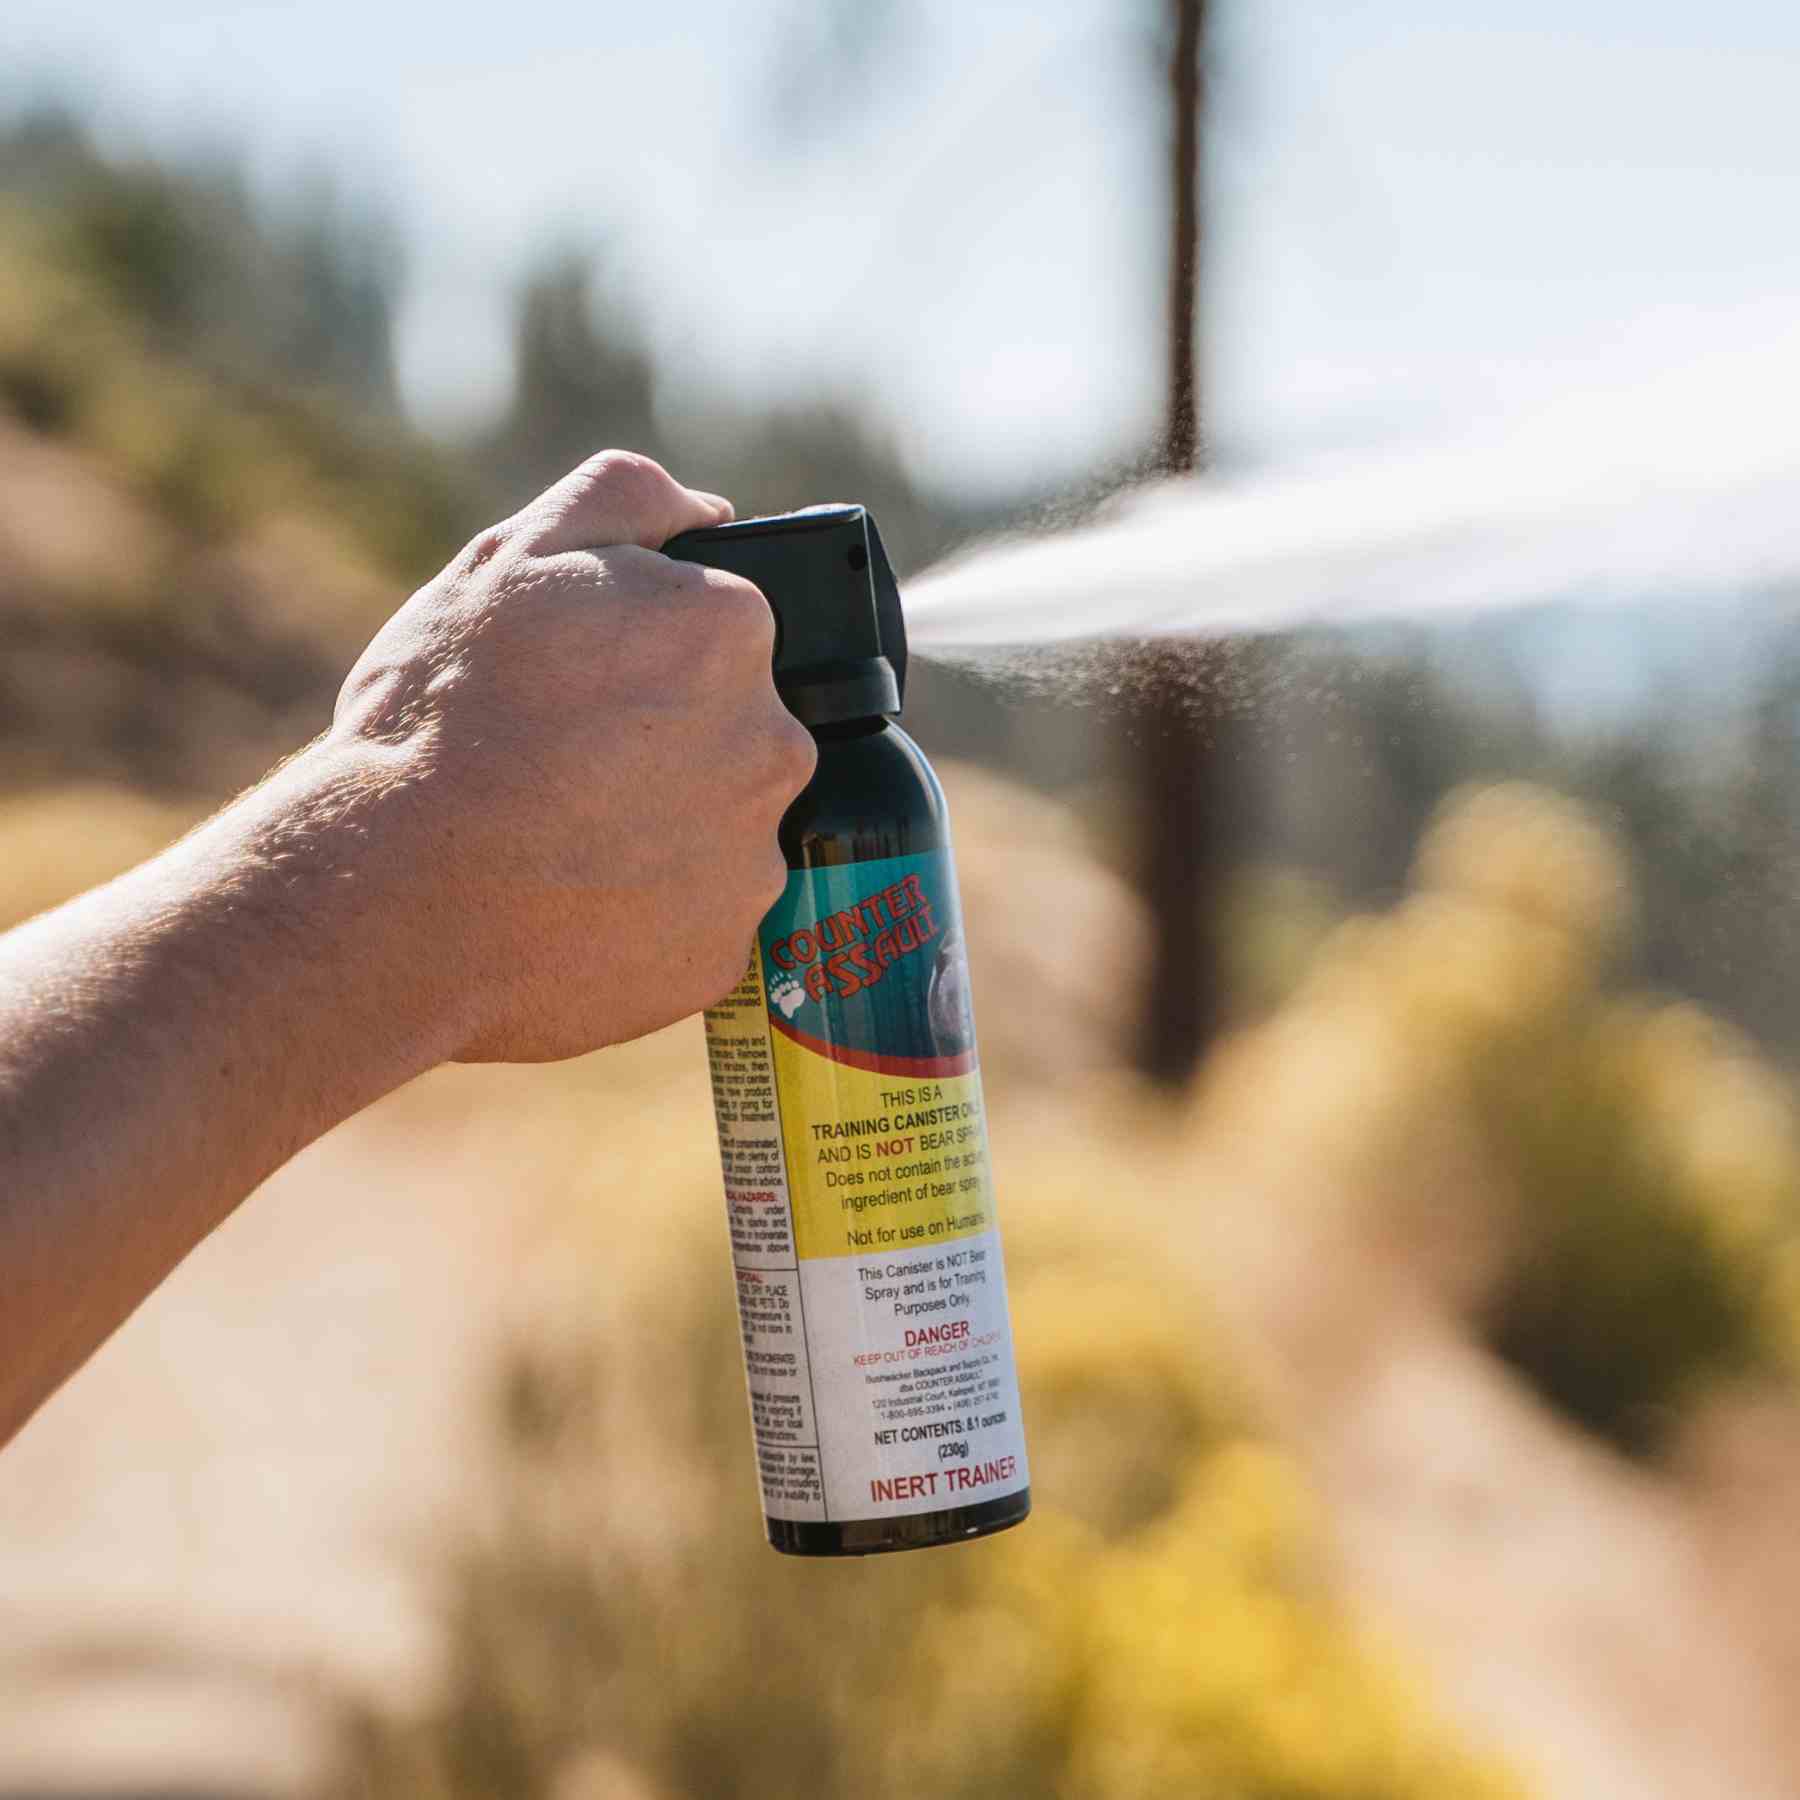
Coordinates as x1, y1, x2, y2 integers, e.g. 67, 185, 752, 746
704, 848, 1029, 1525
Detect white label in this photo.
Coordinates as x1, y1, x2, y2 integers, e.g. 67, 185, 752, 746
705, 934, 1029, 1526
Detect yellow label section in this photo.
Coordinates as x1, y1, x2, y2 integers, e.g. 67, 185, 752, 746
769, 1032, 996, 1261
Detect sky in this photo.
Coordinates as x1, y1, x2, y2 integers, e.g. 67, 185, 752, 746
3, 0, 1799, 499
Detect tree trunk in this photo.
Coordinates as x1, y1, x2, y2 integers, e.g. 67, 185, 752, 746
1165, 0, 1202, 477
1141, 0, 1224, 1085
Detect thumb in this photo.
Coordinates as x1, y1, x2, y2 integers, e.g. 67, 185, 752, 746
513, 449, 733, 555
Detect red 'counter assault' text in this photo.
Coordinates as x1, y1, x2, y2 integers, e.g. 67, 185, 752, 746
768, 873, 939, 1002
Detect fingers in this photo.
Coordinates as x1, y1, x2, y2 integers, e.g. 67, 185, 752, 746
513, 450, 733, 556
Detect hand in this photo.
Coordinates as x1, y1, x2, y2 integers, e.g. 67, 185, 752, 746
329, 449, 817, 1061
0, 449, 816, 1445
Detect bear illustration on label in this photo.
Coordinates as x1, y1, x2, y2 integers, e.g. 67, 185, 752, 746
926, 930, 975, 1058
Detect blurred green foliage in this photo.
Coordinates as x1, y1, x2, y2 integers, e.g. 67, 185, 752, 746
477, 247, 973, 575
0, 86, 1078, 913
1429, 786, 1800, 1455
0, 129, 472, 580
1479, 1001, 1800, 1455
0, 111, 1005, 796
1244, 632, 1800, 1061
1, 106, 399, 394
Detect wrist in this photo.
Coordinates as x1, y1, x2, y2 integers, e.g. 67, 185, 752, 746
176, 733, 474, 1102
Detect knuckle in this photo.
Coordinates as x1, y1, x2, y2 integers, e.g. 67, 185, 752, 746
514, 449, 686, 556
700, 570, 775, 645
760, 843, 791, 904
725, 850, 788, 943
593, 542, 670, 588
578, 447, 667, 499
773, 716, 817, 788
708, 932, 759, 1003
458, 525, 512, 574
631, 540, 692, 577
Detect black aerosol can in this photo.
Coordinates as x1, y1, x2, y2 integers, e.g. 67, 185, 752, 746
666, 506, 1030, 1556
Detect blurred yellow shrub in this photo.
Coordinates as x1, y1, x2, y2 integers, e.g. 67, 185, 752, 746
1242, 781, 1800, 1457
1424, 786, 1800, 1453
326, 1171, 1522, 1800
1474, 994, 1800, 1455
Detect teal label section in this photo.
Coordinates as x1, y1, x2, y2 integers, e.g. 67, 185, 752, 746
758, 850, 977, 1077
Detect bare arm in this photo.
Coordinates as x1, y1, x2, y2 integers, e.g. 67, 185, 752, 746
0, 451, 816, 1446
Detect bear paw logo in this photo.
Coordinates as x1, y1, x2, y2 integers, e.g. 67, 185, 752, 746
768, 974, 807, 1019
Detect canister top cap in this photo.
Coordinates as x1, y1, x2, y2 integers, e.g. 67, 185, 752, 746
663, 504, 908, 728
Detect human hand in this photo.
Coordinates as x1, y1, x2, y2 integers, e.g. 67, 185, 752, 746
328, 450, 816, 1061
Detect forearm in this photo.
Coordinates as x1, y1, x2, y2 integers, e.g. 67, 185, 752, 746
0, 737, 462, 1443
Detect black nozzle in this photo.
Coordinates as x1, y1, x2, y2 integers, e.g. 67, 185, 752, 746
663, 504, 907, 729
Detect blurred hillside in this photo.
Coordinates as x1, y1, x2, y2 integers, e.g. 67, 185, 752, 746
0, 112, 469, 793
9, 111, 1800, 1069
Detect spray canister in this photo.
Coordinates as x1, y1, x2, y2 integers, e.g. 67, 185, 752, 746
666, 505, 1031, 1556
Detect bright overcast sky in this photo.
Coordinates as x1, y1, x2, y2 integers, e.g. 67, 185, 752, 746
3, 0, 1798, 497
